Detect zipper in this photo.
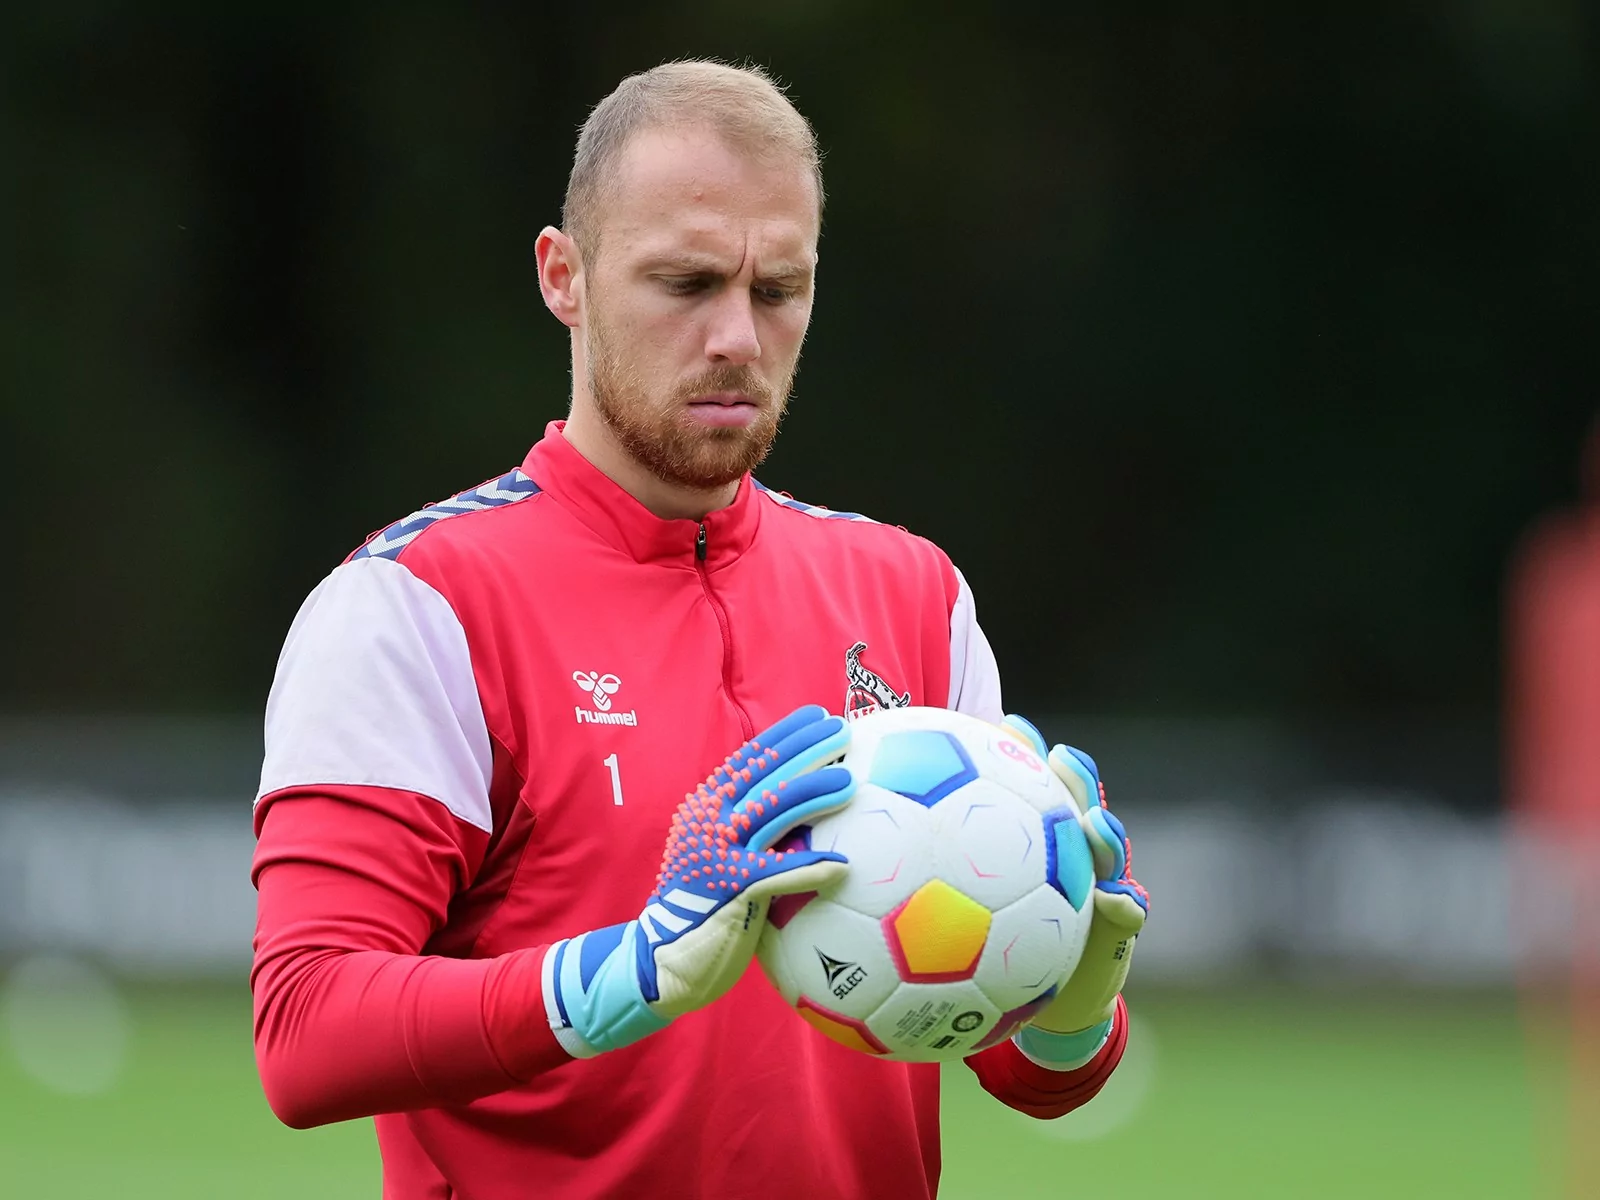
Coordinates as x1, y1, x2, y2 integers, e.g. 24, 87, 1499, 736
694, 522, 754, 739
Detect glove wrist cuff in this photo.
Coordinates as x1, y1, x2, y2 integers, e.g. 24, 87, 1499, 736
541, 937, 603, 1059
1014, 1014, 1114, 1070
542, 927, 672, 1058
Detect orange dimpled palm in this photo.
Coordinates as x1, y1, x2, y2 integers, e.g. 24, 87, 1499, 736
544, 704, 859, 1057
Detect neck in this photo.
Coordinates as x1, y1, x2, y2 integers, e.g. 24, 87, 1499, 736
561, 402, 740, 522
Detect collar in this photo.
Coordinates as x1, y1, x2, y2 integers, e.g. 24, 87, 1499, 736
522, 420, 762, 568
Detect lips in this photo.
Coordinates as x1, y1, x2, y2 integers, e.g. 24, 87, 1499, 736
685, 393, 763, 428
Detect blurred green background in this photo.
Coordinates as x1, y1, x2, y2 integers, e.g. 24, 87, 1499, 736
2, 2, 1595, 1197
0, 983, 1558, 1199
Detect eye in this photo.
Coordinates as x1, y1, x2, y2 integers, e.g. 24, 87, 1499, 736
660, 275, 711, 296
755, 285, 799, 305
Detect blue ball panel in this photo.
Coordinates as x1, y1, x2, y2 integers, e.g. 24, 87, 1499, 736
1043, 808, 1094, 912
867, 730, 979, 808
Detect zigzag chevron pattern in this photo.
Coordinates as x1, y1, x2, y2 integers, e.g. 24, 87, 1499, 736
752, 480, 876, 523
353, 469, 541, 561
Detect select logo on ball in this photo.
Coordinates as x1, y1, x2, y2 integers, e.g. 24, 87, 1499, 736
951, 1010, 984, 1033
816, 949, 868, 1000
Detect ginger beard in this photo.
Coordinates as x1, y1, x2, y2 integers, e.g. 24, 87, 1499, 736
585, 297, 795, 491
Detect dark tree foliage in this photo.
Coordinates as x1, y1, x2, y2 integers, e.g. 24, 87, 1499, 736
3, 3, 1595, 718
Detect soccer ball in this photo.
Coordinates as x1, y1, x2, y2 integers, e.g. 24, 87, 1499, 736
757, 706, 1097, 1062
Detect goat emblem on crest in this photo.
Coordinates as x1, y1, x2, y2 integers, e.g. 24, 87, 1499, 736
843, 641, 910, 720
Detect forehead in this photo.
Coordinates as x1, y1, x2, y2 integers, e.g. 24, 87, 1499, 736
599, 126, 819, 267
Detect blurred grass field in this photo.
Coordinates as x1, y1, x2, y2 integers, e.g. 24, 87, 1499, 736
0, 981, 1557, 1199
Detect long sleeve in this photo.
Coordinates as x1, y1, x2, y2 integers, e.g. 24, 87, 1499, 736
962, 995, 1129, 1119
251, 787, 570, 1128
249, 548, 578, 1126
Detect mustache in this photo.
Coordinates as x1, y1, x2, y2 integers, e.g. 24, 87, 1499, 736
673, 366, 775, 406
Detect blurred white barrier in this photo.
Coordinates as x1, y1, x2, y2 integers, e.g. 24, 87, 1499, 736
0, 785, 1557, 982
1103, 797, 1523, 984
0, 791, 257, 972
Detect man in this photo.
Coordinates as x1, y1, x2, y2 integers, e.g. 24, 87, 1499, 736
251, 60, 1148, 1199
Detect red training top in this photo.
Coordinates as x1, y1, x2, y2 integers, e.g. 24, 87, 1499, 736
251, 421, 1127, 1199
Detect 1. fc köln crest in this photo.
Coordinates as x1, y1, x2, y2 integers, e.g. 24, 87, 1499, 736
843, 641, 911, 720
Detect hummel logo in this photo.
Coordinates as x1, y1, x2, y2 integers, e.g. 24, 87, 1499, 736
572, 671, 621, 711
815, 948, 868, 1000
572, 670, 639, 727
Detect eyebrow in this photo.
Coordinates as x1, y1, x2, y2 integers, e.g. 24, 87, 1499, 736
641, 253, 814, 284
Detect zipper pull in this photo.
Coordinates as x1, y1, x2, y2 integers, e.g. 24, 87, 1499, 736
695, 523, 708, 561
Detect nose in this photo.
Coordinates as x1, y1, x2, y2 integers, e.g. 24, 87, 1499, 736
703, 291, 761, 366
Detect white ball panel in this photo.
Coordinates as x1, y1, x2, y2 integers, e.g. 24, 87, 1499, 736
864, 978, 1003, 1062
973, 724, 1075, 815
808, 785, 938, 919
930, 783, 1047, 910
973, 883, 1086, 1011
756, 897, 900, 1021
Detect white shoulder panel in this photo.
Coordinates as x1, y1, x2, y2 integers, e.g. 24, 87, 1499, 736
256, 556, 495, 833
948, 568, 1004, 724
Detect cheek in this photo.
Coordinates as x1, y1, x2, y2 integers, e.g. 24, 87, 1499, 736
764, 306, 812, 361
626, 310, 701, 373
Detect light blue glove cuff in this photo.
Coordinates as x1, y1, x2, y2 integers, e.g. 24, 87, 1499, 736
1014, 1017, 1113, 1071
542, 922, 672, 1058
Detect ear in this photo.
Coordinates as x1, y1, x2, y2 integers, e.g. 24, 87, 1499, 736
536, 226, 584, 328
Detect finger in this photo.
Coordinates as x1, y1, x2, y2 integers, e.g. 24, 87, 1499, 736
720, 705, 831, 776
743, 850, 849, 899
744, 705, 830, 758
741, 716, 850, 797
999, 714, 1048, 758
768, 714, 850, 771
1086, 804, 1129, 856
1047, 744, 1098, 813
1063, 745, 1101, 785
712, 712, 848, 800
742, 766, 856, 852
1079, 804, 1127, 881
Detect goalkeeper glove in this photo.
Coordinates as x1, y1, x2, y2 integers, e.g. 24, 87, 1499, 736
544, 704, 855, 1058
1001, 714, 1149, 1068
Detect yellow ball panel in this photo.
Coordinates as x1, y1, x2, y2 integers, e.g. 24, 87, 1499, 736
888, 879, 992, 979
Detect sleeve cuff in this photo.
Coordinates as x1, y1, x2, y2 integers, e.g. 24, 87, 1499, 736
481, 945, 575, 1080
962, 996, 1130, 1120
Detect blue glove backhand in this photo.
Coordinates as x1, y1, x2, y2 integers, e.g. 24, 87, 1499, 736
544, 705, 856, 1058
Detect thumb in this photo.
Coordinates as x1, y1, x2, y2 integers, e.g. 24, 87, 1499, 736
1047, 744, 1101, 816
1092, 884, 1148, 936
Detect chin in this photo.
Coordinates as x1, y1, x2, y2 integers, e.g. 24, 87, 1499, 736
673, 435, 773, 490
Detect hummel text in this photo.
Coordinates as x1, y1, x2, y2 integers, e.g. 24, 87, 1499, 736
575, 707, 639, 727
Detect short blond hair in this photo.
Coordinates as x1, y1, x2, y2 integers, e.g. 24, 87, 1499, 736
562, 60, 825, 258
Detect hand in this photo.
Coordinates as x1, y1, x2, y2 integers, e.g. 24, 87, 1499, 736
545, 705, 856, 1057
1000, 715, 1149, 1066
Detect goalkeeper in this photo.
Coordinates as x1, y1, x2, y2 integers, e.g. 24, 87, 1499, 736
251, 59, 1148, 1200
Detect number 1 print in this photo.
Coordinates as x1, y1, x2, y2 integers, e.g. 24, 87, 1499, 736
603, 753, 624, 806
